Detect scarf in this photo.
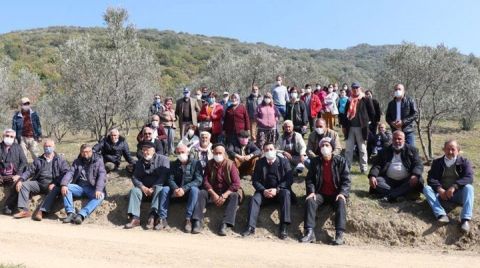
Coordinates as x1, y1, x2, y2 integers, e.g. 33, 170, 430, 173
347, 92, 364, 120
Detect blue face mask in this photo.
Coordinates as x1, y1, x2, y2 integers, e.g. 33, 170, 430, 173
155, 99, 161, 104
208, 98, 215, 104
44, 146, 54, 155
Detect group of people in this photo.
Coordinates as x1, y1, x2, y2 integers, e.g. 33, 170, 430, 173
0, 77, 475, 246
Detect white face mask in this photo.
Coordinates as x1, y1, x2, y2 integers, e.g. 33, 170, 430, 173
290, 93, 298, 99
265, 150, 276, 160
315, 128, 324, 135
321, 146, 332, 157
3, 137, 14, 146
21, 105, 30, 111
394, 90, 404, 98
213, 154, 224, 163
276, 81, 282, 86
178, 153, 189, 163
151, 121, 159, 128
306, 88, 312, 94
316, 86, 321, 90
187, 129, 195, 137
264, 98, 272, 104
144, 154, 153, 161
328, 88, 333, 93
111, 137, 119, 143
196, 95, 202, 100
223, 97, 229, 102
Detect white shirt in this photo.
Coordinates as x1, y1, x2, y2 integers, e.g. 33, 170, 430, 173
395, 101, 402, 121
386, 153, 409, 180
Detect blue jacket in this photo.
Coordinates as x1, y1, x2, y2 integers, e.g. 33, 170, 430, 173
12, 110, 42, 143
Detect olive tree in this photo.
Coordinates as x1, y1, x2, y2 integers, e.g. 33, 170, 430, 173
58, 7, 160, 139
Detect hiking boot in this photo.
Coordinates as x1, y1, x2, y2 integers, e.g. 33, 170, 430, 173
300, 229, 315, 243
63, 213, 76, 223
437, 215, 450, 224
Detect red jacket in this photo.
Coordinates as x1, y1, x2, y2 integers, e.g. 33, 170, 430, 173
301, 93, 322, 118
198, 103, 224, 135
223, 104, 250, 135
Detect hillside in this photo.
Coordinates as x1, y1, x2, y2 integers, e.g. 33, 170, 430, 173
0, 26, 395, 93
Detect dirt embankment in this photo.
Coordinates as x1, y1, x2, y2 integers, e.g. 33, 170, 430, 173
1, 172, 478, 253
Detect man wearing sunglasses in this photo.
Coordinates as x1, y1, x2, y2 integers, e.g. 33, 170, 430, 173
12, 97, 42, 160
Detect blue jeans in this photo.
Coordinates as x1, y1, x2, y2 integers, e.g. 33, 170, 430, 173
63, 184, 104, 218
163, 186, 199, 220
40, 185, 61, 213
423, 184, 474, 220
405, 131, 415, 147
275, 105, 287, 119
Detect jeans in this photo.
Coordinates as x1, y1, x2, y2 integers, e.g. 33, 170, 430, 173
40, 186, 61, 213
164, 186, 199, 219
127, 185, 169, 219
165, 126, 176, 155
423, 185, 474, 220
405, 131, 415, 147
63, 184, 104, 218
275, 105, 287, 119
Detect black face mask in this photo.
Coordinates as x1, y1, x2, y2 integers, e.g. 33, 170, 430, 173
81, 156, 92, 164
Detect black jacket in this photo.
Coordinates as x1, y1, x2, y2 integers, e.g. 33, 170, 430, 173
132, 153, 170, 188
168, 159, 203, 192
0, 142, 27, 175
20, 153, 70, 187
427, 156, 473, 192
368, 144, 423, 180
344, 97, 375, 140
93, 135, 134, 166
252, 156, 293, 192
227, 140, 261, 159
136, 139, 164, 159
305, 155, 351, 197
286, 100, 308, 132
371, 98, 381, 123
385, 96, 418, 134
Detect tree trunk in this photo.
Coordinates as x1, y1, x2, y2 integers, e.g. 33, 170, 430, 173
415, 116, 429, 162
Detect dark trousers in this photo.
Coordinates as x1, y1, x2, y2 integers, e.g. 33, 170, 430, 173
5, 181, 49, 210
372, 176, 422, 199
247, 189, 291, 228
304, 194, 346, 232
308, 116, 315, 131
192, 189, 239, 226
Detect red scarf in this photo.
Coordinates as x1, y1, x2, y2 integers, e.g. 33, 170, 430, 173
347, 92, 364, 120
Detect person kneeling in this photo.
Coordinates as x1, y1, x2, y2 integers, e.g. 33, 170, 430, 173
61, 144, 106, 225
125, 141, 170, 230
242, 142, 293, 240
191, 143, 242, 236
166, 144, 203, 233
300, 138, 351, 245
367, 130, 423, 202
227, 130, 261, 178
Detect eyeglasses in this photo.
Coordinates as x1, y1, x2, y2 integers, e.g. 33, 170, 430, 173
4, 135, 14, 138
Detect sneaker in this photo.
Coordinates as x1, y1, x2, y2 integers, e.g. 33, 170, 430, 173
241, 226, 255, 237
437, 215, 450, 224
154, 218, 168, 230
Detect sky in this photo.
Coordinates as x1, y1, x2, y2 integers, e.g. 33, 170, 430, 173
0, 0, 479, 55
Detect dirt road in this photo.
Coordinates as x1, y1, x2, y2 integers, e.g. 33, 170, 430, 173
0, 217, 477, 268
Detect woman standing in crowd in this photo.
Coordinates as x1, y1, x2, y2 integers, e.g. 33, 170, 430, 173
255, 92, 280, 149
160, 97, 176, 155
198, 92, 224, 143
223, 93, 250, 145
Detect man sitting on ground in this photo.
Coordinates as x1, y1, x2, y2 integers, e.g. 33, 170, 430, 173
368, 130, 423, 202
423, 139, 474, 233
227, 130, 262, 178
93, 128, 135, 173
